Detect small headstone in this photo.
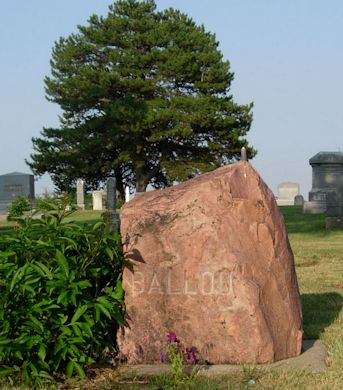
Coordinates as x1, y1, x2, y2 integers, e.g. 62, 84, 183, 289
106, 177, 116, 232
325, 188, 343, 228
294, 195, 304, 206
276, 182, 300, 206
326, 215, 343, 229
125, 186, 130, 203
76, 179, 85, 210
92, 191, 103, 210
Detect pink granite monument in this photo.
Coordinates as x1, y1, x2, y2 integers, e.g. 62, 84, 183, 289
118, 162, 303, 364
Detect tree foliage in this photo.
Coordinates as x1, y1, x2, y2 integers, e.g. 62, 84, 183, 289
7, 196, 31, 220
28, 0, 255, 196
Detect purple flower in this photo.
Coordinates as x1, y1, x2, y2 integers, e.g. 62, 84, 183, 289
160, 353, 168, 363
167, 332, 180, 343
185, 348, 197, 364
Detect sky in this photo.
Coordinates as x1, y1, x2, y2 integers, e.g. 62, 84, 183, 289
1, 0, 343, 198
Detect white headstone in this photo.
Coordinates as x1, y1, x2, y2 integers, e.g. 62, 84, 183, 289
276, 182, 300, 206
76, 179, 85, 210
92, 191, 103, 210
125, 186, 130, 203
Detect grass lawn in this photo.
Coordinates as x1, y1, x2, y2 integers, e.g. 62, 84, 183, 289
0, 210, 104, 234
0, 207, 342, 389
64, 210, 104, 224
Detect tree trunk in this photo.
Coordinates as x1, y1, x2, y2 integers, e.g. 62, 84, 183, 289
135, 168, 148, 192
114, 167, 125, 201
136, 177, 147, 192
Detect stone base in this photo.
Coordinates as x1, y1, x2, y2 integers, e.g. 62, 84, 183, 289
276, 199, 294, 206
325, 216, 343, 229
303, 201, 326, 214
119, 340, 327, 376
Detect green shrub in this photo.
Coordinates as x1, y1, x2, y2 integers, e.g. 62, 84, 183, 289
7, 196, 31, 220
84, 193, 93, 210
0, 210, 124, 386
34, 193, 76, 216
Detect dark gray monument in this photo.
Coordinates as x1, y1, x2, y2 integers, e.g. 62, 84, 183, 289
294, 194, 304, 206
0, 172, 35, 212
106, 177, 117, 232
325, 189, 343, 228
303, 152, 343, 214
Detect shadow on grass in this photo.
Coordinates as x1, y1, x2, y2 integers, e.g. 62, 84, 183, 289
302, 292, 343, 339
279, 206, 327, 234
0, 225, 16, 234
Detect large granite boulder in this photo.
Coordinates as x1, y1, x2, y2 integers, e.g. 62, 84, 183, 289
118, 162, 303, 364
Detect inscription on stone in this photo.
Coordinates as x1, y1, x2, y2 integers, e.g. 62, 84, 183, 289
4, 184, 24, 192
127, 263, 249, 302
118, 162, 303, 365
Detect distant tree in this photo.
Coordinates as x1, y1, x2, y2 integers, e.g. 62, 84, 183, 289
27, 0, 255, 198
7, 196, 31, 220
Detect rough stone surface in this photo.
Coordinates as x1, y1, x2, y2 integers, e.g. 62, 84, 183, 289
118, 162, 303, 364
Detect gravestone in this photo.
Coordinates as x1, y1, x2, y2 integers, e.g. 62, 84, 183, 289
92, 191, 103, 210
325, 188, 343, 228
0, 172, 34, 212
276, 182, 300, 206
76, 179, 85, 210
303, 151, 343, 213
294, 195, 304, 206
106, 177, 116, 232
118, 162, 303, 364
125, 186, 130, 203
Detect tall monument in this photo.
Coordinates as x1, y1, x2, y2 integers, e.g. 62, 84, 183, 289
304, 152, 343, 214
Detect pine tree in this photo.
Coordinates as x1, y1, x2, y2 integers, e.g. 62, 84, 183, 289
28, 0, 255, 197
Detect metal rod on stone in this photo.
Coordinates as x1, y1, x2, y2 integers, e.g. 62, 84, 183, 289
106, 177, 117, 233
241, 147, 248, 162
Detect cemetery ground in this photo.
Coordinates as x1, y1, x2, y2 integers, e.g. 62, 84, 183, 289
0, 207, 342, 389
0, 210, 103, 233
